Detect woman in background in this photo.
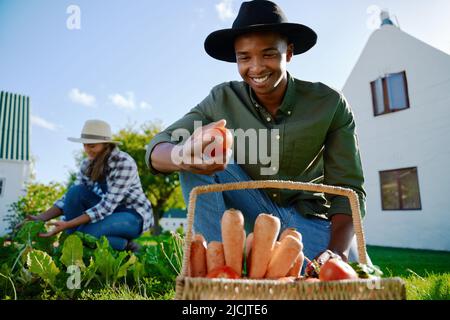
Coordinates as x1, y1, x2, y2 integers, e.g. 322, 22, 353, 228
23, 119, 153, 251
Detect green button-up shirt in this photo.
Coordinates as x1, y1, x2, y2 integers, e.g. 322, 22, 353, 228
146, 73, 366, 220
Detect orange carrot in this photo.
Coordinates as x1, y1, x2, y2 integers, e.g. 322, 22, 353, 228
249, 214, 280, 279
245, 232, 253, 272
287, 252, 304, 278
273, 241, 281, 251
265, 235, 302, 279
190, 235, 207, 277
279, 228, 302, 242
194, 233, 207, 245
279, 228, 304, 277
245, 232, 253, 260
206, 241, 225, 273
277, 276, 296, 283
221, 209, 245, 276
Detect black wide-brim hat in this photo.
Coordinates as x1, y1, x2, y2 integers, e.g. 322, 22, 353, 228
204, 0, 317, 62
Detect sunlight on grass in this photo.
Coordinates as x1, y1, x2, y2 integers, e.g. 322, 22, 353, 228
405, 273, 449, 300
367, 246, 450, 300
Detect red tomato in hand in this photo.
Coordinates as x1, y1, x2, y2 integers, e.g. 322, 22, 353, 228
206, 266, 240, 279
215, 126, 233, 151
319, 258, 358, 281
205, 126, 233, 157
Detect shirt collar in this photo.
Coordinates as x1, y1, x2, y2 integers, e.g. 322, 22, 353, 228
248, 72, 296, 117
107, 147, 120, 167
278, 72, 296, 116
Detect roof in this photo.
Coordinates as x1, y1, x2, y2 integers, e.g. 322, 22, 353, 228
0, 91, 30, 161
162, 208, 187, 219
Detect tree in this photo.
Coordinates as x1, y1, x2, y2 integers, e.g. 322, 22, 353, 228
113, 121, 185, 234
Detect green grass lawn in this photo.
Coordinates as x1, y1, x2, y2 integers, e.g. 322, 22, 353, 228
59, 244, 450, 300
367, 245, 450, 300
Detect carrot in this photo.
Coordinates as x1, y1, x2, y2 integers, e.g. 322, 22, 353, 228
190, 234, 207, 277
279, 228, 302, 242
206, 241, 225, 273
277, 276, 296, 283
279, 228, 304, 277
245, 233, 253, 272
221, 209, 245, 276
194, 233, 206, 244
245, 232, 253, 260
265, 235, 303, 279
273, 241, 281, 251
249, 214, 280, 279
287, 252, 304, 278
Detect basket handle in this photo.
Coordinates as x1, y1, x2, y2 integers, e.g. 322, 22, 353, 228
180, 180, 368, 277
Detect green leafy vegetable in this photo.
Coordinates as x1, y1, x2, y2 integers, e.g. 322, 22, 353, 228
26, 249, 60, 286
61, 235, 85, 270
349, 262, 384, 278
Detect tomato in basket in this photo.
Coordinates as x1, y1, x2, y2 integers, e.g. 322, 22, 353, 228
318, 258, 358, 281
206, 266, 240, 279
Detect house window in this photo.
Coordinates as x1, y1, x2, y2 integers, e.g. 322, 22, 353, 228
379, 167, 421, 210
371, 71, 410, 116
0, 178, 4, 197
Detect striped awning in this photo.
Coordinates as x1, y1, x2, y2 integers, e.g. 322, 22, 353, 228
0, 91, 30, 161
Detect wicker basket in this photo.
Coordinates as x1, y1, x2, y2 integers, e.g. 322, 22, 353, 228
175, 180, 406, 300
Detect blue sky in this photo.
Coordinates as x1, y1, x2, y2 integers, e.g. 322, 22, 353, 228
1, 0, 449, 184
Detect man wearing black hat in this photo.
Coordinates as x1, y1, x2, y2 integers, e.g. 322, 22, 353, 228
146, 0, 368, 266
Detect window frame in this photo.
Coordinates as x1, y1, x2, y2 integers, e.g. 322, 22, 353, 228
0, 178, 4, 197
379, 167, 422, 211
370, 71, 411, 116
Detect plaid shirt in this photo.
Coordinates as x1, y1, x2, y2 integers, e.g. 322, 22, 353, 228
55, 148, 153, 232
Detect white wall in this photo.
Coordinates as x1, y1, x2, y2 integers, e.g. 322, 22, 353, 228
160, 217, 187, 233
0, 160, 30, 235
343, 25, 450, 251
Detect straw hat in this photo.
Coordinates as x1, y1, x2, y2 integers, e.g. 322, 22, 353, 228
68, 119, 121, 144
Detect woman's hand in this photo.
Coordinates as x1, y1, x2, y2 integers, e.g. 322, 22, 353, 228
38, 213, 91, 238
15, 206, 64, 230
38, 221, 70, 238
26, 215, 44, 222
15, 214, 44, 229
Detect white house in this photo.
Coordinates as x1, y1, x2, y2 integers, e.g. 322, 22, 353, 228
0, 91, 31, 235
160, 208, 187, 233
342, 12, 450, 251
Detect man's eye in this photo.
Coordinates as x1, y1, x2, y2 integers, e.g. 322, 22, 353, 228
264, 53, 277, 58
237, 56, 249, 61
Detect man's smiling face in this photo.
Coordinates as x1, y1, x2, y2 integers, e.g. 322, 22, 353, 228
234, 31, 293, 98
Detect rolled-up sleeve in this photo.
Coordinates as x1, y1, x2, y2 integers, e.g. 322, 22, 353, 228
85, 158, 136, 223
323, 95, 366, 219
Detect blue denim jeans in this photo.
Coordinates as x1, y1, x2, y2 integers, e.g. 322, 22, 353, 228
179, 162, 366, 266
62, 184, 143, 250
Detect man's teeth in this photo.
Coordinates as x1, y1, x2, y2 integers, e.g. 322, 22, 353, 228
252, 75, 269, 83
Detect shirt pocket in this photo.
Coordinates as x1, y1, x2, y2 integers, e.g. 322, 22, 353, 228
286, 133, 325, 176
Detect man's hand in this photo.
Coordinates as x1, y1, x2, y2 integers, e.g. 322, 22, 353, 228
38, 221, 70, 238
313, 249, 345, 264
175, 119, 232, 175
326, 214, 354, 261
